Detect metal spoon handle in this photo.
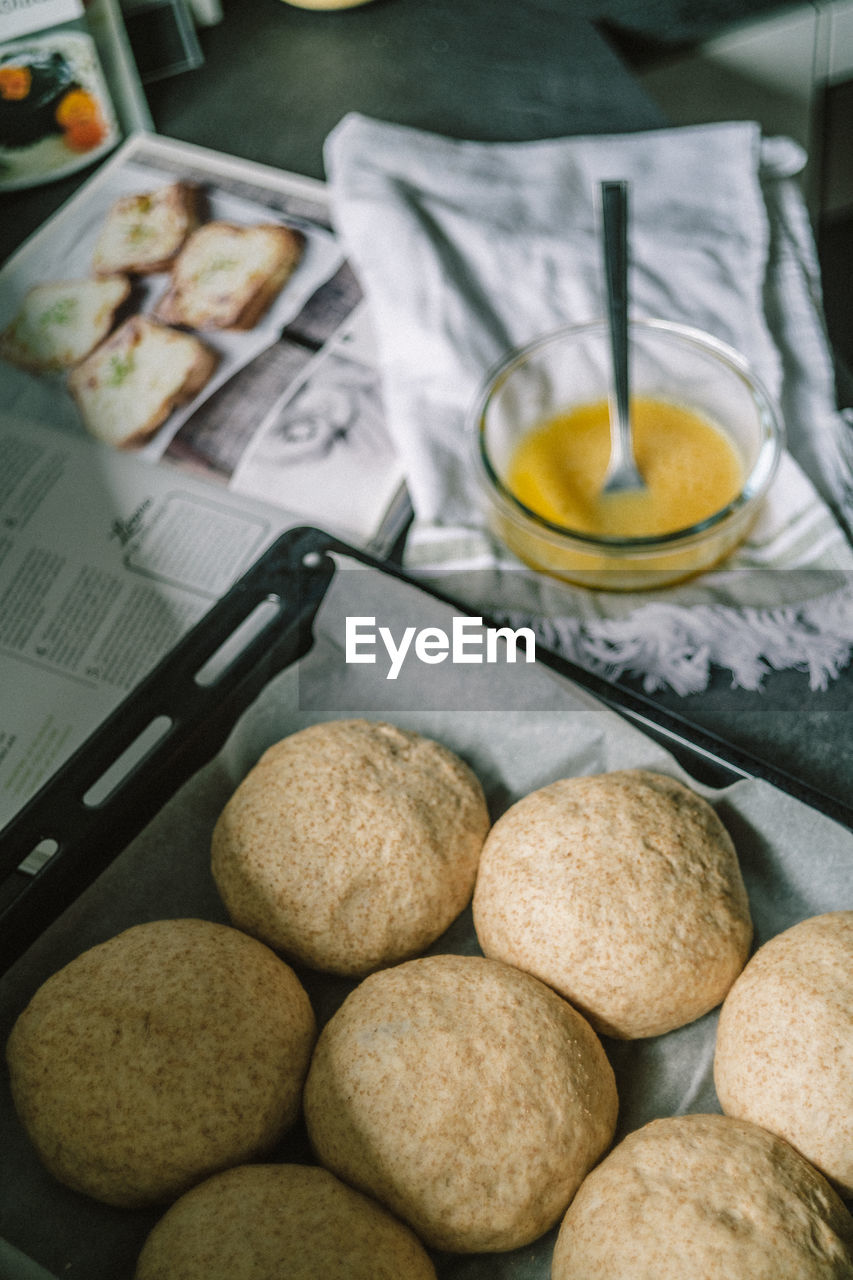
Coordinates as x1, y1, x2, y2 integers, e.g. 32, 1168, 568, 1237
600, 180, 644, 492
602, 180, 629, 422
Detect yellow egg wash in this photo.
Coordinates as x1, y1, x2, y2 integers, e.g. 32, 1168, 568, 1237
507, 397, 744, 538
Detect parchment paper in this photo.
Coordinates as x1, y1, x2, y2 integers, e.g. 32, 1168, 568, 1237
1, 561, 851, 1280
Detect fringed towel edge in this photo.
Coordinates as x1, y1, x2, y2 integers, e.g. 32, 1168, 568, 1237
498, 582, 853, 695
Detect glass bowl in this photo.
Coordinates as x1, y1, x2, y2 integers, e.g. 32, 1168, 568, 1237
470, 318, 783, 591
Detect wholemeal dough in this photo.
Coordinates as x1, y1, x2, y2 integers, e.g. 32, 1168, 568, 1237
211, 719, 490, 975
472, 769, 752, 1038
303, 953, 618, 1253
134, 1163, 437, 1280
551, 1113, 853, 1279
6, 919, 316, 1208
714, 910, 853, 1197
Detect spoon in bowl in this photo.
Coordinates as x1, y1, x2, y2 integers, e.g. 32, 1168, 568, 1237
599, 179, 646, 495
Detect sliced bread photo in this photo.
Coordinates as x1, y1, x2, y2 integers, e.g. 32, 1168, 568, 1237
155, 220, 304, 330
93, 182, 202, 276
68, 315, 218, 448
0, 276, 131, 373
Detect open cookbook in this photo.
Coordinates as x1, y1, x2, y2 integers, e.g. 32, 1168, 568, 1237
0, 131, 410, 830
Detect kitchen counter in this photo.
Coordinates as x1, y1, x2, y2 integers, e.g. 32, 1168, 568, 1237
5, 0, 801, 261
2, 0, 851, 817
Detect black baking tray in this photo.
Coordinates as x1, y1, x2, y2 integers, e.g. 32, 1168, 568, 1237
1, 523, 850, 975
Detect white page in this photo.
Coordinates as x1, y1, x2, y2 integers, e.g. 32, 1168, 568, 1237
0, 414, 298, 829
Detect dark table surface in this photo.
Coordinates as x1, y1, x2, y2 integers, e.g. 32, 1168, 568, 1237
2, 0, 797, 262
2, 0, 851, 819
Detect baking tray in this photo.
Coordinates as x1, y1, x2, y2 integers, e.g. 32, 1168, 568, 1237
1, 524, 851, 1280
2, 523, 849, 973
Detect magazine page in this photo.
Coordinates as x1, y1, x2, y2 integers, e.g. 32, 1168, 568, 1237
0, 0, 125, 190
0, 133, 408, 547
0, 412, 299, 830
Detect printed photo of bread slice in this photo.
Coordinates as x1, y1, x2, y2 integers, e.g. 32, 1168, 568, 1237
69, 315, 218, 448
155, 221, 305, 330
92, 182, 202, 276
0, 275, 131, 373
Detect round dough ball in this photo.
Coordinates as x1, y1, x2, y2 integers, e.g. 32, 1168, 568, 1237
211, 719, 490, 976
134, 1163, 437, 1280
303, 953, 618, 1253
714, 910, 853, 1196
472, 769, 752, 1038
6, 919, 316, 1207
551, 1113, 853, 1279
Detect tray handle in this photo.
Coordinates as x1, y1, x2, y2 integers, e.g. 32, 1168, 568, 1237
0, 526, 336, 972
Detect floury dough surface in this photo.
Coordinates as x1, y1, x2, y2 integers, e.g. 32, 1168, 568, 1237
6, 919, 317, 1208
303, 953, 618, 1254
211, 719, 490, 975
714, 910, 853, 1197
472, 769, 753, 1038
551, 1113, 853, 1279
134, 1164, 437, 1280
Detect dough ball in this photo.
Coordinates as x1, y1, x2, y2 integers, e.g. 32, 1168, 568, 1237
472, 769, 752, 1038
303, 953, 618, 1253
714, 910, 853, 1196
134, 1163, 437, 1280
6, 919, 316, 1207
211, 719, 490, 976
551, 1113, 853, 1279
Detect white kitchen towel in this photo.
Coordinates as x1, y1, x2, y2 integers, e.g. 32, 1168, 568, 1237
324, 113, 853, 693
